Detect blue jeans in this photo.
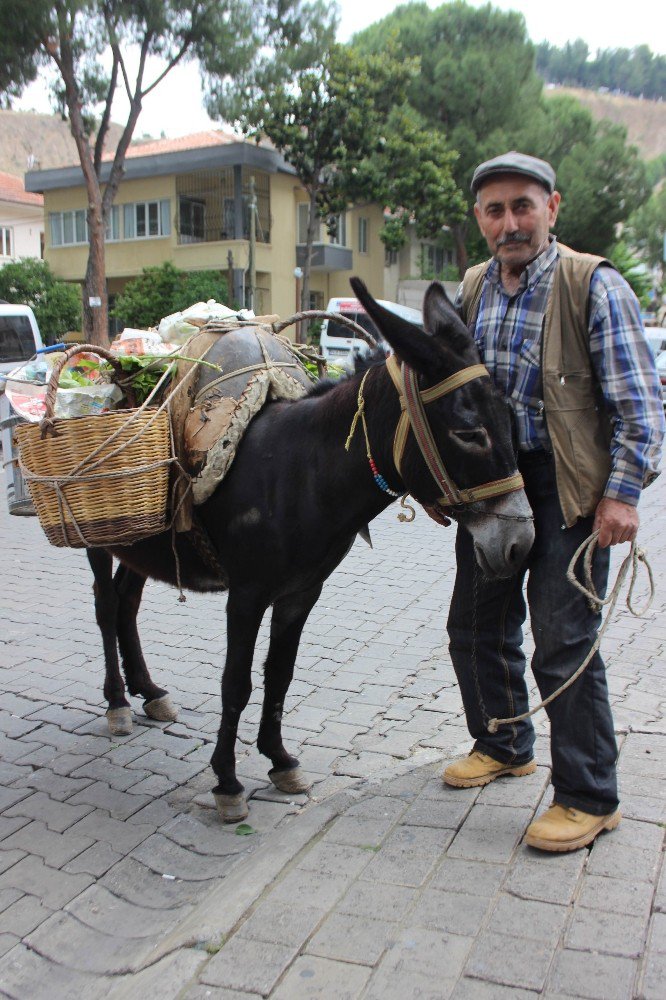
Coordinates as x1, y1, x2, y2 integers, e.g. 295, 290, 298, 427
447, 450, 618, 816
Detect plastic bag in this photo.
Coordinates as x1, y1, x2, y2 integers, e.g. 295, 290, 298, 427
53, 383, 124, 419
157, 299, 248, 345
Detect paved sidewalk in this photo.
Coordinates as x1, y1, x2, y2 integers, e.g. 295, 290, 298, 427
0, 457, 664, 999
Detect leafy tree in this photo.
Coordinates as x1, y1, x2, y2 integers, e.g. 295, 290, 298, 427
352, 1, 543, 274
626, 185, 666, 280
645, 154, 666, 188
112, 262, 228, 329
555, 133, 647, 255
211, 41, 415, 313
536, 40, 666, 100
512, 95, 648, 254
364, 106, 466, 254
0, 1, 330, 346
0, 258, 81, 343
607, 241, 653, 307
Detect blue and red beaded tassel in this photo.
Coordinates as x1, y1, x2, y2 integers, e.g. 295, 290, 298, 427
368, 456, 400, 497
345, 368, 401, 498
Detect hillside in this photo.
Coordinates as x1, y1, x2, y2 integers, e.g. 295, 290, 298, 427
546, 86, 666, 162
0, 110, 125, 178
3, 92, 664, 182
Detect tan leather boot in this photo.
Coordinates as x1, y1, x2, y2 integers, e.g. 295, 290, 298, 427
443, 751, 537, 788
524, 804, 621, 852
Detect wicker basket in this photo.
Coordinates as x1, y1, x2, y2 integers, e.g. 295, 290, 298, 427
15, 344, 173, 548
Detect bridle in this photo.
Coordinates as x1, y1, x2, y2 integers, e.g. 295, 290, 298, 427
346, 353, 524, 511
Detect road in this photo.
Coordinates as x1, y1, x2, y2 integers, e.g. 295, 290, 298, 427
0, 458, 664, 998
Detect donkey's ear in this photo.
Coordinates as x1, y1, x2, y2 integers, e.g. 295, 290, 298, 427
349, 277, 443, 372
423, 281, 478, 359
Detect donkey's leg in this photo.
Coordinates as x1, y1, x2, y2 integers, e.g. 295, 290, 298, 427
211, 587, 267, 822
115, 566, 177, 723
88, 549, 133, 736
257, 585, 322, 794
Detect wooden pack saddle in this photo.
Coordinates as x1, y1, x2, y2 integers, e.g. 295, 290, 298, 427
170, 322, 312, 532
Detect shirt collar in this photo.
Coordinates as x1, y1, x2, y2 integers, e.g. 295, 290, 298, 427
487, 234, 559, 291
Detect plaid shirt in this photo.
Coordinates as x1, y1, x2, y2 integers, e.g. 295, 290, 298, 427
456, 237, 664, 505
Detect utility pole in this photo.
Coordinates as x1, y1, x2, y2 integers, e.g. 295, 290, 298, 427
248, 175, 257, 312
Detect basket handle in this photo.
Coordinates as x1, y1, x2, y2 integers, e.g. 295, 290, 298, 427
41, 344, 137, 430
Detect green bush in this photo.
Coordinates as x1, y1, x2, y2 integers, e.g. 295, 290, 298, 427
0, 258, 81, 344
112, 262, 229, 329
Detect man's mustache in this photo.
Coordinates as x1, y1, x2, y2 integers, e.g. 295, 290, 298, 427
497, 232, 531, 247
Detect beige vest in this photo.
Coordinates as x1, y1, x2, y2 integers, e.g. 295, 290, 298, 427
461, 242, 613, 527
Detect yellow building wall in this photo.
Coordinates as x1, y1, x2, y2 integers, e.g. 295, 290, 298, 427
264, 173, 301, 320
43, 170, 387, 324
328, 204, 385, 301
45, 177, 176, 281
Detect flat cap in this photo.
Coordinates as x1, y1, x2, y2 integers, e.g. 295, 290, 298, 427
471, 151, 556, 195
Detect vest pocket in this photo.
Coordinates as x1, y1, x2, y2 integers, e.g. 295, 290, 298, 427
544, 371, 612, 517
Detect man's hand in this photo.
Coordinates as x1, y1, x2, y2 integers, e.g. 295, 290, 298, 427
423, 503, 452, 527
593, 497, 639, 547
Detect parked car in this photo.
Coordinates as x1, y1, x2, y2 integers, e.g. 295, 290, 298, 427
319, 296, 423, 369
0, 303, 43, 385
656, 351, 666, 410
647, 330, 666, 359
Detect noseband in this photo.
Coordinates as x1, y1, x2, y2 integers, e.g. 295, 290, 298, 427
347, 354, 524, 510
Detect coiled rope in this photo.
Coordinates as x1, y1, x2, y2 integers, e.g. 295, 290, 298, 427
485, 531, 655, 734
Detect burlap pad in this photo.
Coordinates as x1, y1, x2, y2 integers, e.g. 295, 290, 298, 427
170, 324, 312, 532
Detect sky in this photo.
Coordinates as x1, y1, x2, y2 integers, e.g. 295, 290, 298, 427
13, 0, 665, 140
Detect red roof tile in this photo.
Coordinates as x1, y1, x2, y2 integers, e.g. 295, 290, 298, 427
103, 129, 245, 161
0, 171, 44, 207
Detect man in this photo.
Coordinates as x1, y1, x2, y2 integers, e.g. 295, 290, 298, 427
443, 151, 664, 852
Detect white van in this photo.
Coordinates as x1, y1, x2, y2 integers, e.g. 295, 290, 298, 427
319, 296, 423, 369
0, 303, 44, 382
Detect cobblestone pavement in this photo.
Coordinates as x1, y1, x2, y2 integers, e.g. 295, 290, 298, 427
0, 458, 664, 999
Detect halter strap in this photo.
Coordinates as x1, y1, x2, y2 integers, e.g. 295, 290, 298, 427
385, 353, 524, 507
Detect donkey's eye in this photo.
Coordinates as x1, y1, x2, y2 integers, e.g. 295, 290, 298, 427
451, 428, 490, 449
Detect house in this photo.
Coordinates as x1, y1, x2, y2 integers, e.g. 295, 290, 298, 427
383, 216, 459, 310
0, 171, 44, 267
24, 130, 387, 333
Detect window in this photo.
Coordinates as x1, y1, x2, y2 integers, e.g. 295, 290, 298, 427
179, 196, 205, 242
105, 206, 120, 242
175, 168, 236, 243
385, 247, 398, 266
358, 217, 368, 254
329, 212, 347, 247
0, 227, 12, 257
420, 243, 453, 277
296, 206, 347, 245
0, 315, 35, 363
49, 210, 88, 247
49, 208, 118, 246
122, 199, 171, 239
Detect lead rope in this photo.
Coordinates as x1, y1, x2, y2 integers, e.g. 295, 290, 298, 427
484, 531, 655, 734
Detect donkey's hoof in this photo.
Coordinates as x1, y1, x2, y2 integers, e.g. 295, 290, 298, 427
213, 791, 249, 824
106, 707, 133, 736
143, 695, 178, 723
268, 766, 311, 794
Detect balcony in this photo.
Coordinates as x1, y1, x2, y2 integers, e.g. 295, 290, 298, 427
296, 243, 352, 272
